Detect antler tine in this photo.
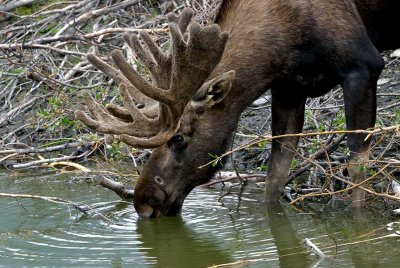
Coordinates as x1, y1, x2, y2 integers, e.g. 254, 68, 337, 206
123, 32, 171, 89
77, 8, 229, 148
121, 7, 194, 90
167, 7, 194, 33
123, 33, 156, 75
106, 100, 159, 120
117, 9, 196, 120
76, 90, 160, 137
87, 53, 127, 84
111, 49, 173, 105
168, 21, 229, 97
120, 130, 173, 148
86, 53, 151, 106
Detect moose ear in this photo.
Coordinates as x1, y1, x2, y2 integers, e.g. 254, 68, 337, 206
190, 70, 235, 109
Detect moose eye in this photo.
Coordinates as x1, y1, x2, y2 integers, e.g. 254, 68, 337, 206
170, 134, 186, 150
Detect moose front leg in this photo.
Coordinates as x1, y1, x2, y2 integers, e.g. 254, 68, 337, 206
342, 57, 384, 207
265, 92, 306, 202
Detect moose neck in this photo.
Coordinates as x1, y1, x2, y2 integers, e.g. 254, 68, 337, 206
198, 46, 273, 155
213, 58, 272, 118
207, 43, 273, 120
209, 0, 278, 118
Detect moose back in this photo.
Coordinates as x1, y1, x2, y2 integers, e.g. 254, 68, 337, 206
77, 0, 400, 217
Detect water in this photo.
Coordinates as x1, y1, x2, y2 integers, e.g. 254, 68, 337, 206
0, 169, 399, 267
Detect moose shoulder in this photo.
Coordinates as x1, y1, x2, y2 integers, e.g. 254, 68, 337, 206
76, 0, 400, 217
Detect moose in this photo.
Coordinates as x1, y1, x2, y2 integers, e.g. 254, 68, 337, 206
76, 0, 400, 217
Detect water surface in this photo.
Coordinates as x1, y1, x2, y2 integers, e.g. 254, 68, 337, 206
0, 170, 399, 267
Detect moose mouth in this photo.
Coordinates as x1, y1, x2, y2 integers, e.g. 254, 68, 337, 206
135, 200, 183, 218
135, 203, 161, 218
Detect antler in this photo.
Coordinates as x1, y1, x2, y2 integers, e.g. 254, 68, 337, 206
76, 8, 229, 148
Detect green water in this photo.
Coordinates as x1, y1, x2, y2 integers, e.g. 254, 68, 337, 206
0, 169, 399, 267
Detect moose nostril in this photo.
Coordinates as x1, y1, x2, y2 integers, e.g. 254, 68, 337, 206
154, 176, 164, 185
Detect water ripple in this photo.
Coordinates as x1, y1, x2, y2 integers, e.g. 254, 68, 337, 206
1, 173, 400, 267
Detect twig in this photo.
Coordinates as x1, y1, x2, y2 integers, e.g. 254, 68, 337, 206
54, 0, 141, 37
0, 96, 43, 127
0, 43, 87, 56
9, 150, 91, 169
0, 192, 116, 224
0, 141, 83, 154
0, 192, 90, 213
286, 134, 346, 184
289, 162, 398, 204
208, 260, 251, 268
0, 0, 39, 13
200, 125, 400, 169
201, 171, 266, 187
83, 27, 169, 38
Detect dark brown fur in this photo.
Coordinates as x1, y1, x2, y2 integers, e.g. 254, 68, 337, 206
133, 0, 400, 217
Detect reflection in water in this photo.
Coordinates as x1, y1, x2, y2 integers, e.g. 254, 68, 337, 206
265, 203, 313, 268
348, 208, 380, 268
136, 217, 231, 268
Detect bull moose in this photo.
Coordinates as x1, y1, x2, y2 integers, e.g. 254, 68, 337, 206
76, 0, 400, 217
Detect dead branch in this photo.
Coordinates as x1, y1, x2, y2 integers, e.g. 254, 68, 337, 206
286, 134, 346, 184
288, 158, 400, 203
99, 175, 135, 201
0, 141, 82, 154
0, 191, 88, 211
9, 150, 91, 169
0, 0, 40, 13
0, 43, 87, 56
54, 0, 141, 37
201, 171, 266, 187
200, 125, 400, 169
208, 260, 251, 268
0, 95, 43, 127
0, 192, 115, 223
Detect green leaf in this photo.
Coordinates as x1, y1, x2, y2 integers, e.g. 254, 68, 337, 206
10, 67, 24, 74
60, 116, 74, 127
359, 165, 366, 172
